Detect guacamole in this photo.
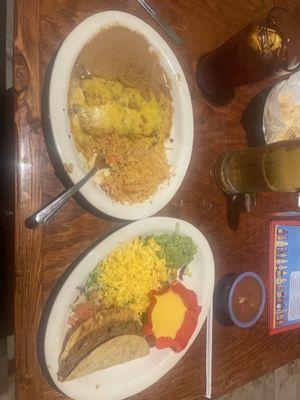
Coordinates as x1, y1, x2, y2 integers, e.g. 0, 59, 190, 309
144, 233, 197, 269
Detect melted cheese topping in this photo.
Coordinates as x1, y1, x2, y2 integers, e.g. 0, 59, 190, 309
69, 77, 172, 140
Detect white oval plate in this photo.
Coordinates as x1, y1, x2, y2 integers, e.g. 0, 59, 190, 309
44, 217, 214, 400
49, 11, 193, 220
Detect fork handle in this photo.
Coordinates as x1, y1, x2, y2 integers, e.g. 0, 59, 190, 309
34, 166, 97, 225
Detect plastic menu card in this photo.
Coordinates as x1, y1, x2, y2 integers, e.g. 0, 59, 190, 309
269, 220, 300, 335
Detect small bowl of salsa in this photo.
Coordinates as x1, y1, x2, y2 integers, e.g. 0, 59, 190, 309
218, 272, 266, 328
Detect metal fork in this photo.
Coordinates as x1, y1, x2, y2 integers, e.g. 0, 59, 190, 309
28, 155, 105, 226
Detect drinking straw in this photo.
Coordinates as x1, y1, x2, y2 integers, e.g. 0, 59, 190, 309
205, 305, 213, 399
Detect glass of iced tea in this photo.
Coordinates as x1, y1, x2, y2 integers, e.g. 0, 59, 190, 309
197, 7, 300, 105
215, 139, 300, 195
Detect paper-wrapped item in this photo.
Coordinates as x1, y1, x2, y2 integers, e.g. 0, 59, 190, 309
263, 71, 300, 143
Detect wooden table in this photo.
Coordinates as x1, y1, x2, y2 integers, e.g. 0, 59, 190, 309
14, 0, 300, 399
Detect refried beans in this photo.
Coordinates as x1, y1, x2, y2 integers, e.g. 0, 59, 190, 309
78, 25, 169, 99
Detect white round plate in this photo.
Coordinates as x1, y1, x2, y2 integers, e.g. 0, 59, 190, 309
44, 217, 215, 400
49, 11, 193, 220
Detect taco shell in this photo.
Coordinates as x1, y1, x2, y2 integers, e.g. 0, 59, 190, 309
58, 308, 148, 381
66, 334, 150, 380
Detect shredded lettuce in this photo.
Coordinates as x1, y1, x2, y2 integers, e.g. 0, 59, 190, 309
86, 262, 102, 289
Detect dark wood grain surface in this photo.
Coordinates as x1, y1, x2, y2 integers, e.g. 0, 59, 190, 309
14, 0, 300, 399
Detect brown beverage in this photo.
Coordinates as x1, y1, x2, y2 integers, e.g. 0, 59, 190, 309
197, 7, 300, 105
215, 139, 300, 194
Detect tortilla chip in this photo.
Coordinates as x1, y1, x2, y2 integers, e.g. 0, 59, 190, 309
65, 334, 150, 380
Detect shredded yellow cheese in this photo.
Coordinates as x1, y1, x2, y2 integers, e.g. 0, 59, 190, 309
98, 238, 170, 318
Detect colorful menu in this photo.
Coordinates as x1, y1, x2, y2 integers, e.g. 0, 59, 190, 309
269, 220, 300, 335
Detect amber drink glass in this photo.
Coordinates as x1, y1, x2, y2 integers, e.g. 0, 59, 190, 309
197, 7, 300, 105
215, 139, 300, 194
